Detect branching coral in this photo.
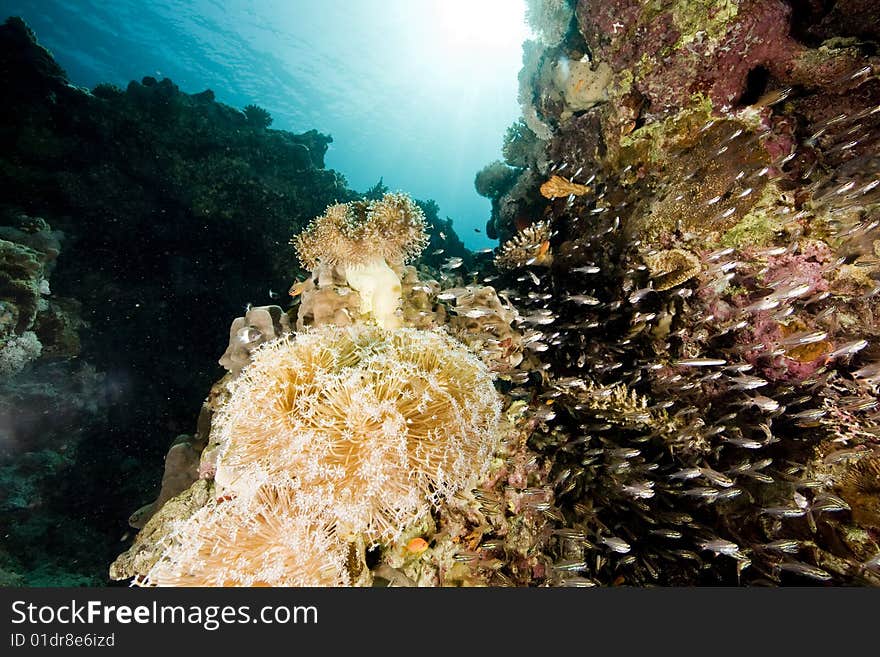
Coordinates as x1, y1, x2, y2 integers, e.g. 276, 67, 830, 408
292, 193, 429, 329
503, 118, 546, 170
518, 41, 555, 142
495, 220, 554, 269
0, 330, 41, 378
212, 325, 502, 543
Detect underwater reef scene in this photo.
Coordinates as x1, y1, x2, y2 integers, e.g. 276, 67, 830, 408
2, 0, 880, 587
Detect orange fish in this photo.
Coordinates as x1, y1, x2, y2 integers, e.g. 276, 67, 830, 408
537, 240, 551, 259
404, 537, 429, 555
289, 279, 307, 297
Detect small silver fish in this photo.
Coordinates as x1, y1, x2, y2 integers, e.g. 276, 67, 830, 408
762, 506, 806, 518
600, 536, 631, 553
669, 468, 701, 480
779, 330, 828, 348
728, 374, 768, 390
753, 86, 792, 108
628, 287, 654, 304
787, 408, 826, 421
810, 494, 851, 513
699, 467, 735, 488
522, 311, 556, 325
777, 561, 832, 581
768, 282, 812, 301
683, 487, 720, 501
822, 448, 866, 465
744, 395, 782, 413
674, 358, 727, 367
236, 326, 262, 343
707, 247, 735, 261
722, 434, 764, 449
827, 339, 868, 359
699, 538, 741, 556
761, 539, 801, 554
567, 294, 601, 306
716, 487, 743, 501
853, 361, 880, 383
560, 577, 599, 587
650, 529, 683, 539
742, 296, 781, 313
621, 482, 655, 499
741, 470, 773, 483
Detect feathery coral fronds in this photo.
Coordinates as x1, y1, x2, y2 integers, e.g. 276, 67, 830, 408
144, 483, 350, 587
212, 325, 502, 542
293, 192, 429, 270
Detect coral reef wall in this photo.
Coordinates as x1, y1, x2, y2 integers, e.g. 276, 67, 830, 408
0, 16, 469, 585
475, 0, 880, 585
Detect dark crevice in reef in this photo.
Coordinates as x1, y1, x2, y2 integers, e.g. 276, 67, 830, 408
738, 66, 771, 106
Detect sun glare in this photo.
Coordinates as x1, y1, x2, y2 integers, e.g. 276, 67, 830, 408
433, 0, 528, 50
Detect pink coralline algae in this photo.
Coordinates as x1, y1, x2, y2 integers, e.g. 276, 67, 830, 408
576, 0, 871, 115
729, 243, 836, 382
760, 242, 834, 298
740, 315, 829, 383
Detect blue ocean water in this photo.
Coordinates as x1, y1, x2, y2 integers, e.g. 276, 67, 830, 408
0, 0, 529, 249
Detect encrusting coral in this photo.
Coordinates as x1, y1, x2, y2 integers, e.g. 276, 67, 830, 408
461, 0, 880, 587
539, 175, 591, 199
292, 192, 429, 329
218, 304, 292, 376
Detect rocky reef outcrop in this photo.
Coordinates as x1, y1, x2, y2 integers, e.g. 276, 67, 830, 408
473, 0, 880, 585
